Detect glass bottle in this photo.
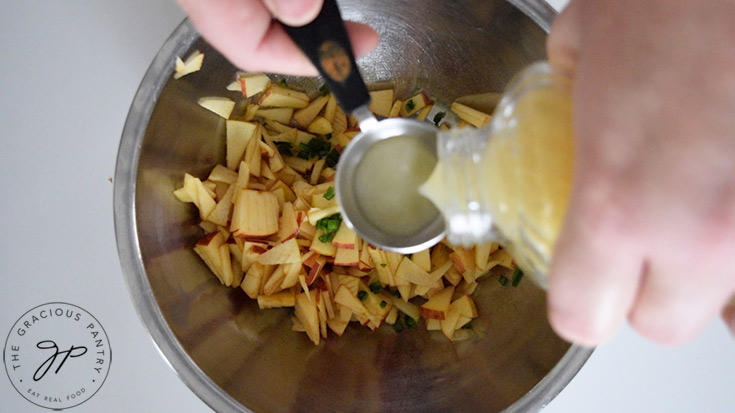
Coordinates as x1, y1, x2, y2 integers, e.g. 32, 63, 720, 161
421, 62, 574, 288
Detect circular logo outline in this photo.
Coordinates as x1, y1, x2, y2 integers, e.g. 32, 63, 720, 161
3, 302, 112, 410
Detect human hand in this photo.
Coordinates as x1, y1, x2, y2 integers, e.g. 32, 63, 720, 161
176, 0, 379, 76
546, 0, 735, 346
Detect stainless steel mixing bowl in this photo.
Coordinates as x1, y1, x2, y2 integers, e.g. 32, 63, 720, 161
114, 1, 592, 411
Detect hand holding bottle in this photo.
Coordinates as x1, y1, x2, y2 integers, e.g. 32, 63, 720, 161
546, 0, 735, 346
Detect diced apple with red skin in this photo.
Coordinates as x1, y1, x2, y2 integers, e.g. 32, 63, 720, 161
256, 107, 294, 124
420, 286, 455, 320
205, 183, 235, 227
294, 290, 320, 345
239, 73, 271, 98
400, 91, 430, 117
331, 223, 357, 249
304, 254, 327, 285
358, 242, 374, 272
197, 97, 235, 119
276, 202, 300, 242
257, 291, 295, 309
231, 189, 279, 238
241, 241, 267, 272
258, 85, 309, 108
368, 89, 394, 117
181, 173, 217, 220
193, 232, 226, 281
258, 238, 301, 265
450, 247, 476, 282
334, 247, 359, 267
294, 95, 329, 128
310, 230, 337, 256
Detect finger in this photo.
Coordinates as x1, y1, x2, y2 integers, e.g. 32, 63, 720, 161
629, 262, 734, 345
546, 0, 581, 77
547, 193, 646, 346
262, 0, 322, 27
177, 0, 379, 76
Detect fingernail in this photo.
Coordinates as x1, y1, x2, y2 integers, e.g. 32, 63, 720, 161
265, 0, 321, 26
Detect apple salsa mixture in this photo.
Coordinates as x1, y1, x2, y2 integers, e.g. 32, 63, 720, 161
173, 54, 521, 345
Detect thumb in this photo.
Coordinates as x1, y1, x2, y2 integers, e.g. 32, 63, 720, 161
263, 0, 324, 27
546, 0, 581, 77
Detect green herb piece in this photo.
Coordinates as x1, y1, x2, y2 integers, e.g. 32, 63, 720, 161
325, 148, 340, 167
461, 322, 473, 330
380, 300, 387, 308
511, 268, 524, 287
405, 100, 416, 112
390, 288, 400, 297
315, 213, 342, 243
380, 263, 387, 268
278, 78, 288, 88
357, 290, 368, 301
498, 275, 509, 287
297, 138, 331, 159
433, 111, 446, 125
273, 141, 293, 156
323, 187, 335, 200
325, 133, 332, 140
393, 321, 404, 333
319, 84, 330, 96
405, 315, 417, 329
369, 282, 383, 294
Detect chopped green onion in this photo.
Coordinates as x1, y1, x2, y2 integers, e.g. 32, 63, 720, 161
405, 100, 416, 112
433, 111, 446, 126
498, 275, 509, 287
511, 268, 524, 287
369, 282, 383, 294
393, 321, 404, 332
273, 141, 293, 156
298, 138, 332, 159
380, 263, 387, 268
319, 84, 330, 96
315, 213, 342, 243
278, 78, 288, 87
390, 288, 400, 297
323, 187, 335, 200
380, 300, 387, 308
325, 133, 332, 140
357, 290, 368, 301
405, 315, 417, 329
325, 148, 340, 167
318, 233, 335, 243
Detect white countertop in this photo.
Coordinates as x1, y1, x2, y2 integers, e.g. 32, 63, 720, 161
1, 1, 732, 412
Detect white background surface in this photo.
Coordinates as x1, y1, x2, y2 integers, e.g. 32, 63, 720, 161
1, 1, 732, 412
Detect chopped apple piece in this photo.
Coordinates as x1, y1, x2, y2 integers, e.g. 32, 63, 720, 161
384, 306, 399, 325
420, 286, 454, 320
440, 302, 462, 340
426, 318, 441, 331
226, 120, 257, 170
334, 285, 368, 319
258, 238, 301, 265
182, 173, 216, 220
450, 102, 491, 128
294, 291, 320, 345
173, 50, 203, 79
205, 183, 235, 226
207, 164, 238, 184
368, 89, 394, 117
400, 91, 430, 117
388, 99, 403, 118
193, 232, 226, 281
395, 257, 437, 286
332, 106, 347, 134
294, 95, 329, 128
306, 116, 333, 135
333, 247, 359, 267
258, 85, 309, 108
323, 93, 337, 123
197, 97, 235, 119
239, 73, 271, 98
309, 230, 337, 256
231, 189, 279, 238
411, 249, 431, 272
390, 295, 421, 321
257, 292, 295, 309
452, 295, 478, 318
331, 223, 357, 249
255, 107, 294, 124
416, 104, 433, 121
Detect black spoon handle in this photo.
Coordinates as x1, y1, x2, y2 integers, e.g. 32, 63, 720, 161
281, 0, 370, 114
